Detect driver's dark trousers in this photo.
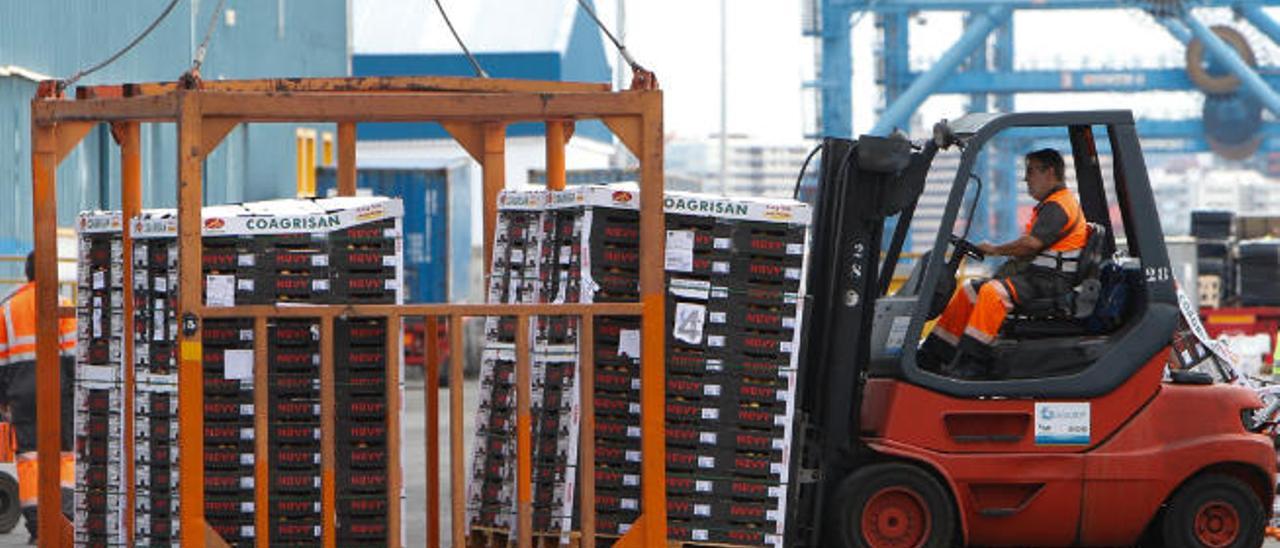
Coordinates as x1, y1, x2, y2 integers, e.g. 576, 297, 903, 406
923, 271, 1069, 365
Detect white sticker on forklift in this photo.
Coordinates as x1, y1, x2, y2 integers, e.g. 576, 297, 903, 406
885, 316, 912, 355
1034, 402, 1090, 445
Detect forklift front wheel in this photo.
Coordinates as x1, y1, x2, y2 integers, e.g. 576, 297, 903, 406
833, 462, 956, 548
0, 470, 19, 534
1159, 474, 1264, 548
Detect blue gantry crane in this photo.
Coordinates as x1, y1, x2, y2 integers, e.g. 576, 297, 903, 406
804, 0, 1280, 242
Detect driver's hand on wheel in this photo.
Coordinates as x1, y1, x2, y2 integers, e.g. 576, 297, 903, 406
976, 242, 998, 256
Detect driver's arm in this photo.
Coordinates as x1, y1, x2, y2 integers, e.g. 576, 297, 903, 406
979, 202, 1067, 258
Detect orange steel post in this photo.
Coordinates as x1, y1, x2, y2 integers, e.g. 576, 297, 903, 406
321, 317, 337, 548
579, 318, 596, 548
515, 317, 533, 548
545, 121, 566, 191
386, 314, 404, 547
337, 122, 357, 196
175, 92, 208, 546
425, 317, 441, 548
449, 315, 466, 546
481, 123, 506, 276
254, 316, 270, 548
118, 121, 142, 545
31, 121, 66, 546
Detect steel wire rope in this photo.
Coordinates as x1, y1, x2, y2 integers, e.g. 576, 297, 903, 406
575, 0, 650, 76
62, 0, 184, 89
191, 0, 229, 74
432, 0, 489, 78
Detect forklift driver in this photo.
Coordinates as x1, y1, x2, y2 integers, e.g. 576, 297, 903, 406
918, 148, 1087, 380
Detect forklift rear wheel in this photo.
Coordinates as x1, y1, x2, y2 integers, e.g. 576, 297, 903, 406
0, 470, 19, 533
833, 462, 956, 548
1159, 474, 1264, 548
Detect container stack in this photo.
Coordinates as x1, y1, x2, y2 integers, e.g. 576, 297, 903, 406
467, 186, 810, 547
74, 212, 129, 546
1237, 240, 1280, 306
1191, 209, 1235, 307
77, 197, 404, 547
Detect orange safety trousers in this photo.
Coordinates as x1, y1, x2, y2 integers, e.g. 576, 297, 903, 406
16, 451, 74, 509
932, 278, 1018, 348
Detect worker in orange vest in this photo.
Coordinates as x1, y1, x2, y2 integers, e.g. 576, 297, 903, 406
0, 253, 75, 544
919, 148, 1088, 380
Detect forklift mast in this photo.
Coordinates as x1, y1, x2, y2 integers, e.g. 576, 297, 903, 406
788, 134, 936, 546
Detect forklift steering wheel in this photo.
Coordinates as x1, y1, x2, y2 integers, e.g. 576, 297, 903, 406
950, 235, 986, 262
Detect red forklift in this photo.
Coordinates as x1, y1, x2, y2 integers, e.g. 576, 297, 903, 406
787, 111, 1277, 547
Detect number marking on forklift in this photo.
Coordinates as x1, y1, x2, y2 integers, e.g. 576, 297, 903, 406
1034, 402, 1090, 445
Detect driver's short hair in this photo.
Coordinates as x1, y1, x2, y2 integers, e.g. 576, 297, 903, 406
1024, 148, 1065, 182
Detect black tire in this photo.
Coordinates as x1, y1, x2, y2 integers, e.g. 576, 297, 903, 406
1160, 474, 1264, 548
0, 471, 20, 534
830, 462, 956, 548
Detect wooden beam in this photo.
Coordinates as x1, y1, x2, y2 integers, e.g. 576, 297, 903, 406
176, 92, 207, 548
515, 318, 533, 548
636, 93, 668, 546
545, 121, 567, 190
31, 121, 63, 548
206, 522, 231, 547
337, 122, 357, 196
579, 320, 596, 548
602, 116, 643, 158
55, 121, 94, 163
426, 317, 441, 548
449, 315, 466, 547
196, 302, 644, 319
386, 315, 404, 548
32, 93, 179, 123
201, 118, 238, 157
198, 91, 647, 122
481, 123, 507, 279
254, 316, 269, 548
321, 317, 337, 548
122, 75, 611, 96
441, 121, 485, 162
119, 120, 141, 545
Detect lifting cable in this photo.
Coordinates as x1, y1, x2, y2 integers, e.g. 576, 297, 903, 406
61, 0, 183, 91
191, 0, 229, 75
433, 0, 489, 78
574, 0, 654, 88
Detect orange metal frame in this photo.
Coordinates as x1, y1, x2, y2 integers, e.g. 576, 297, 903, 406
30, 76, 667, 547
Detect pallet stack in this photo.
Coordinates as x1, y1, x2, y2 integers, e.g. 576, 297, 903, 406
75, 212, 129, 546
77, 197, 403, 547
467, 186, 810, 547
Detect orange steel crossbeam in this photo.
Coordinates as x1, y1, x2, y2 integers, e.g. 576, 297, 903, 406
31, 76, 666, 548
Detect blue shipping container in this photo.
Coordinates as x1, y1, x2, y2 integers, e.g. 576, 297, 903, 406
317, 167, 470, 303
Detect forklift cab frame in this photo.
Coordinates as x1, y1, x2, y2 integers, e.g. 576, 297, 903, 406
789, 110, 1274, 547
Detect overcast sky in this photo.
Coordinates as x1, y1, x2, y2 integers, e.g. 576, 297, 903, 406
357, 1, 1280, 143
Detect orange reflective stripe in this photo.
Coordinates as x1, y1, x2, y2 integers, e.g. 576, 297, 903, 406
16, 453, 36, 507
60, 452, 75, 489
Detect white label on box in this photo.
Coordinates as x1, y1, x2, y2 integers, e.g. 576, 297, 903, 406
786, 267, 801, 280
711, 286, 729, 299
240, 329, 254, 341
618, 329, 641, 359
315, 279, 331, 291
154, 275, 167, 293
696, 480, 712, 492
240, 477, 254, 489
625, 450, 642, 463
767, 510, 780, 521
382, 255, 398, 267
670, 278, 712, 300
510, 249, 524, 263
771, 463, 785, 474
240, 453, 255, 465
708, 335, 726, 348
665, 230, 695, 272
713, 261, 730, 274
769, 486, 784, 498
93, 270, 105, 290
385, 279, 399, 290
714, 237, 731, 250
627, 426, 641, 438
237, 254, 256, 267
224, 350, 254, 380
672, 303, 706, 345
240, 428, 255, 441
692, 530, 709, 541
708, 358, 724, 372
631, 378, 641, 390
701, 408, 719, 420
783, 317, 796, 329
1034, 402, 1091, 445
619, 524, 631, 534
242, 502, 256, 513
311, 254, 329, 267
704, 384, 721, 397
240, 404, 255, 415
786, 243, 804, 255
623, 474, 640, 487
699, 432, 717, 444
236, 278, 255, 292
780, 341, 794, 353
621, 498, 639, 511
697, 456, 715, 469
695, 504, 711, 517
775, 415, 788, 426
709, 311, 727, 324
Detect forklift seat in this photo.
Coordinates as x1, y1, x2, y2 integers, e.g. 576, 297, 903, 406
1001, 223, 1112, 339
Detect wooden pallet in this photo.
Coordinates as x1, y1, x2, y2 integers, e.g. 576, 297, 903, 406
467, 526, 582, 547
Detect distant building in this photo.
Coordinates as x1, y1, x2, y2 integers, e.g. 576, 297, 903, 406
1151, 168, 1280, 235
666, 136, 816, 197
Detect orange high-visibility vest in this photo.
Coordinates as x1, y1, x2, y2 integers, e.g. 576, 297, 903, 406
1024, 187, 1088, 272
0, 282, 75, 366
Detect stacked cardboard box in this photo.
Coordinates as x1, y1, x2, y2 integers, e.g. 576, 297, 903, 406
335, 318, 393, 545
77, 197, 403, 547
74, 212, 129, 546
466, 186, 809, 547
